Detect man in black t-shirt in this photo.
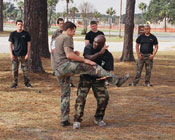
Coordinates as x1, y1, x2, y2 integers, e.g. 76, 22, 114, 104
85, 21, 114, 85
9, 20, 32, 88
85, 21, 104, 45
73, 35, 114, 129
129, 25, 158, 87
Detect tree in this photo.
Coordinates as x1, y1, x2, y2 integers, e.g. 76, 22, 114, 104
138, 2, 147, 14
106, 7, 116, 38
145, 0, 171, 32
79, 2, 94, 34
3, 2, 17, 21
39, 0, 50, 58
24, 0, 44, 73
120, 0, 135, 62
69, 6, 78, 23
168, 1, 175, 25
47, 0, 59, 28
17, 1, 24, 20
64, 0, 73, 21
0, 0, 3, 32
93, 11, 101, 21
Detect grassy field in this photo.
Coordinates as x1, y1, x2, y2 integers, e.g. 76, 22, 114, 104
0, 51, 175, 140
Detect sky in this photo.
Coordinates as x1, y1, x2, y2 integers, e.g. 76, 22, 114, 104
4, 0, 151, 16
57, 0, 151, 15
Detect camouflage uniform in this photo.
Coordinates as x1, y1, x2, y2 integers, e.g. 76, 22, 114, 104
55, 61, 120, 123
74, 75, 109, 122
12, 56, 30, 84
133, 54, 153, 85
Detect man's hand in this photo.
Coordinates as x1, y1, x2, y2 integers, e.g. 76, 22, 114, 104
25, 54, 29, 60
137, 53, 143, 60
74, 51, 80, 56
84, 59, 96, 65
10, 55, 14, 61
149, 54, 154, 60
99, 45, 109, 55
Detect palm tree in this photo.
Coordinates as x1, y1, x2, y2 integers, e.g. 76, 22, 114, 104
138, 2, 147, 14
47, 0, 59, 28
17, 1, 24, 20
106, 7, 116, 37
69, 6, 78, 23
64, 0, 73, 21
93, 11, 101, 21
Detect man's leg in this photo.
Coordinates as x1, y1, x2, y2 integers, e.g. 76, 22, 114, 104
56, 61, 129, 86
11, 56, 19, 88
20, 56, 31, 86
92, 80, 109, 122
58, 76, 71, 126
145, 59, 153, 85
132, 59, 144, 85
74, 76, 91, 123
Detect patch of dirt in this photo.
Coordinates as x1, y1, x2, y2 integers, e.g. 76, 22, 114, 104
0, 51, 175, 140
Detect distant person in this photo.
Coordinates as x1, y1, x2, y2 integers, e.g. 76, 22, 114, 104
73, 35, 113, 129
129, 24, 158, 86
52, 21, 129, 127
85, 20, 104, 46
85, 20, 114, 85
50, 18, 64, 74
9, 20, 32, 88
50, 18, 75, 87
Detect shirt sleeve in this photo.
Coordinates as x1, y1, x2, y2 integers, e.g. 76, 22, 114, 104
136, 35, 141, 44
102, 50, 114, 71
85, 32, 90, 40
8, 32, 14, 43
153, 36, 158, 45
26, 32, 31, 42
83, 46, 92, 56
63, 37, 74, 55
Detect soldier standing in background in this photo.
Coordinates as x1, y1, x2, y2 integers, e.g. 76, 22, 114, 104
129, 25, 158, 86
9, 20, 32, 88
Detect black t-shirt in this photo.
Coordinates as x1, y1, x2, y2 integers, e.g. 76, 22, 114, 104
85, 30, 104, 44
82, 44, 114, 80
136, 33, 158, 54
9, 30, 31, 56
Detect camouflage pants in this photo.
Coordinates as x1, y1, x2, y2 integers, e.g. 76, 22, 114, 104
55, 61, 120, 123
133, 54, 153, 84
74, 76, 109, 122
12, 56, 30, 84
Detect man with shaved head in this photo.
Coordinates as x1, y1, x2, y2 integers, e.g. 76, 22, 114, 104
129, 24, 158, 86
73, 35, 115, 129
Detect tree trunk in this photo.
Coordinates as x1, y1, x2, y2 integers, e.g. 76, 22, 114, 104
39, 0, 50, 58
24, 0, 44, 73
66, 1, 69, 21
120, 0, 135, 62
118, 0, 122, 38
164, 16, 167, 32
0, 0, 3, 32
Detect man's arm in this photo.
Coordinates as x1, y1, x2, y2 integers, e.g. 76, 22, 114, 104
65, 48, 96, 65
9, 42, 14, 60
25, 42, 31, 60
150, 44, 158, 60
84, 45, 108, 61
85, 40, 89, 46
136, 43, 142, 59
